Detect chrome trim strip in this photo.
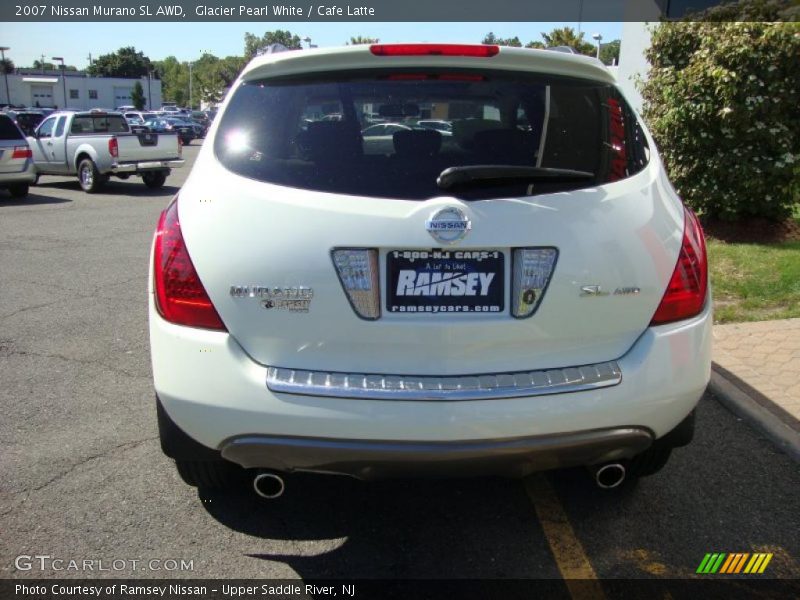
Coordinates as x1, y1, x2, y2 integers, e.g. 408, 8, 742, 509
266, 360, 621, 401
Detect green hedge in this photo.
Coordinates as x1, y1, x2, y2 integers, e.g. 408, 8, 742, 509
640, 3, 799, 221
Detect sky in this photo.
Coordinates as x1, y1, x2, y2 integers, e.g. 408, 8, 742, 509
1, 21, 623, 69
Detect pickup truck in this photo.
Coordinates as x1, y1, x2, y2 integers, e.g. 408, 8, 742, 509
28, 110, 184, 193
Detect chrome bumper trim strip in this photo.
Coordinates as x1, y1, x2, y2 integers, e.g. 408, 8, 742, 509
266, 360, 621, 401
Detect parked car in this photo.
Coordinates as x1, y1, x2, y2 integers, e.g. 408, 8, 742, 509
150, 44, 710, 495
143, 118, 195, 145
5, 110, 46, 136
416, 119, 453, 136
123, 115, 149, 134
361, 122, 413, 154
0, 113, 36, 197
28, 110, 184, 192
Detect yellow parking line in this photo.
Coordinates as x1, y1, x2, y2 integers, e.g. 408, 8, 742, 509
524, 474, 606, 600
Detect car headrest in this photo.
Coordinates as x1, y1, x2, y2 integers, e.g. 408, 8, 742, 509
473, 129, 537, 164
303, 121, 363, 163
392, 129, 442, 158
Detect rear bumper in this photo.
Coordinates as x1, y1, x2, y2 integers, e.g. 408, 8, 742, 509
111, 159, 184, 173
220, 427, 654, 479
0, 160, 36, 185
151, 294, 712, 470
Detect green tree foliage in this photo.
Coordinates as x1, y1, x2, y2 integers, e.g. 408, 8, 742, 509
481, 29, 589, 52
641, 9, 800, 221
87, 47, 152, 78
131, 81, 145, 110
31, 60, 77, 71
482, 32, 523, 47
153, 56, 187, 107
540, 27, 595, 56
1, 58, 14, 74
244, 30, 302, 59
191, 54, 246, 106
348, 36, 379, 45
599, 40, 621, 65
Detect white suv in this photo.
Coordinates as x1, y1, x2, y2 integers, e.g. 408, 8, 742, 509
149, 44, 711, 496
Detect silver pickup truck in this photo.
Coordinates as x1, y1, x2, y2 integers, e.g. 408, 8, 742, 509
28, 110, 184, 193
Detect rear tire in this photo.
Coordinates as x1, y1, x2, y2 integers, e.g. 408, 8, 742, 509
142, 171, 167, 189
8, 183, 29, 198
175, 460, 241, 489
78, 158, 104, 193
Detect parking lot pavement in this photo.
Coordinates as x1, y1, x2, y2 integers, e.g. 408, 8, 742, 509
1, 144, 799, 590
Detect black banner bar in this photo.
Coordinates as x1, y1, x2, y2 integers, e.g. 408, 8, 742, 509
3, 579, 800, 600
3, 0, 796, 23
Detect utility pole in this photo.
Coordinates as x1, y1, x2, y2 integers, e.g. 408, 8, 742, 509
0, 47, 10, 106
188, 61, 192, 109
147, 70, 152, 109
52, 56, 67, 108
87, 53, 92, 67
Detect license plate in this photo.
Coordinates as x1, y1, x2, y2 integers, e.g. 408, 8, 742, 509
387, 249, 504, 314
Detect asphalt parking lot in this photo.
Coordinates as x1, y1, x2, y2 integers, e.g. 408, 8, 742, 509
1, 143, 799, 592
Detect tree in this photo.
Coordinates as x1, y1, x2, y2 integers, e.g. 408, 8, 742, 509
131, 81, 145, 110
31, 60, 77, 71
540, 27, 595, 56
640, 5, 800, 221
244, 30, 302, 59
1, 58, 14, 74
525, 41, 546, 49
87, 47, 152, 78
599, 39, 621, 65
482, 33, 522, 47
153, 56, 188, 106
348, 36, 379, 45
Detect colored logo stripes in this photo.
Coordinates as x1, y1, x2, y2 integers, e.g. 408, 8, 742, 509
696, 553, 773, 574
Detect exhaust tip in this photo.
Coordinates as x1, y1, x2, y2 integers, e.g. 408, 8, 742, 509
595, 463, 626, 489
253, 472, 285, 499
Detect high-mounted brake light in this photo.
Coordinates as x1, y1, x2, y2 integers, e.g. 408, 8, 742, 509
370, 44, 499, 58
153, 198, 226, 330
11, 146, 32, 159
385, 73, 486, 82
108, 137, 119, 158
650, 208, 708, 325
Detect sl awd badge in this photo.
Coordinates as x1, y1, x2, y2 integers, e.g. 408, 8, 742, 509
229, 286, 314, 313
425, 207, 471, 245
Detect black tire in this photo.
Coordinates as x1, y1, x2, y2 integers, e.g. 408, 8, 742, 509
142, 171, 167, 189
78, 158, 104, 193
627, 445, 673, 478
116, 173, 130, 180
8, 183, 29, 198
175, 460, 241, 489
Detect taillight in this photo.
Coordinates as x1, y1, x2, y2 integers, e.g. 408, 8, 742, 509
11, 146, 32, 159
153, 198, 226, 330
650, 208, 708, 325
108, 137, 118, 158
370, 43, 499, 57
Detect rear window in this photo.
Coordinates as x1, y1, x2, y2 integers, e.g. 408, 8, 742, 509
70, 115, 130, 134
0, 115, 24, 140
214, 70, 649, 200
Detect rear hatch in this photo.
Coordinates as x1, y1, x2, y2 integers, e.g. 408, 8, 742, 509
178, 46, 684, 375
0, 115, 30, 174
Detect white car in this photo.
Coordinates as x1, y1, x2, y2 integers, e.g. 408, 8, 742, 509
149, 44, 711, 497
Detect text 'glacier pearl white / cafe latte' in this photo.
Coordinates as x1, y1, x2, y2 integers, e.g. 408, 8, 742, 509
148, 43, 711, 491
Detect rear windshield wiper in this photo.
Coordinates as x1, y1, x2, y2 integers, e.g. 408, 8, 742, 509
437, 165, 595, 190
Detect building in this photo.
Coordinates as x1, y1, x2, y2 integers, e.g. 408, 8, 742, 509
3, 69, 163, 110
